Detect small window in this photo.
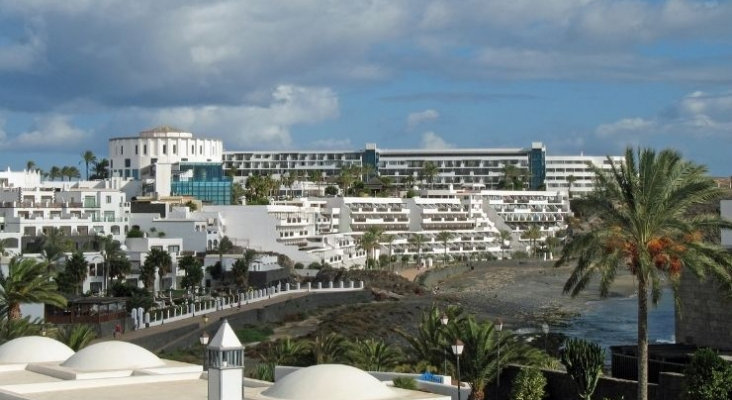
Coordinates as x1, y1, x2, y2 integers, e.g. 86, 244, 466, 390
135, 145, 138, 155
124, 159, 131, 168
143, 144, 147, 155
200, 145, 203, 154
163, 144, 167, 154
191, 145, 195, 154
106, 196, 112, 204
120, 146, 124, 155
173, 145, 176, 154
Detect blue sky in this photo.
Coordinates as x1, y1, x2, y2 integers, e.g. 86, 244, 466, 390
1, 0, 732, 174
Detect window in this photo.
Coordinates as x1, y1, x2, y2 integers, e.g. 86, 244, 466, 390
124, 158, 131, 168
144, 144, 147, 155
200, 145, 203, 154
151, 158, 158, 164
192, 145, 195, 154
106, 195, 112, 204
135, 145, 138, 155
163, 144, 167, 154
120, 146, 123, 155
173, 145, 177, 154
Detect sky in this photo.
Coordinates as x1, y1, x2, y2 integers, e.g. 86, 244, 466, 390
1, 0, 732, 175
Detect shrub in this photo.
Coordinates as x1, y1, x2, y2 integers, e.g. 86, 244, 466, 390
250, 362, 275, 382
392, 377, 417, 390
560, 338, 605, 400
294, 262, 305, 269
681, 348, 732, 400
511, 367, 547, 400
307, 262, 322, 270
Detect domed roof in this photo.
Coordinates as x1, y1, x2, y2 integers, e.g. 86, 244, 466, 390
0, 336, 75, 364
262, 364, 399, 400
61, 341, 165, 371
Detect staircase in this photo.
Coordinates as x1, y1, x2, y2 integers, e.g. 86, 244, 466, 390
482, 204, 522, 249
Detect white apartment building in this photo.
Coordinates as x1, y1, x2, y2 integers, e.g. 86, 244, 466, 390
545, 155, 625, 196
0, 187, 130, 255
0, 168, 42, 188
125, 237, 184, 292
129, 206, 225, 253
223, 149, 363, 182
108, 126, 223, 180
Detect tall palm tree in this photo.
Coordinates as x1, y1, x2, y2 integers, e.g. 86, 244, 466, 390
567, 174, 577, 199
522, 226, 542, 257
359, 227, 382, 269
26, 160, 36, 171
49, 166, 61, 181
421, 161, 439, 189
382, 234, 395, 270
0, 257, 67, 321
91, 158, 109, 180
145, 247, 173, 292
63, 251, 89, 295
409, 233, 426, 266
436, 231, 454, 267
555, 147, 732, 400
80, 150, 96, 180
98, 235, 125, 294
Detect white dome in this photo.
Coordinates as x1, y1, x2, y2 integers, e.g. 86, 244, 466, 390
0, 336, 75, 364
61, 341, 165, 371
262, 364, 399, 400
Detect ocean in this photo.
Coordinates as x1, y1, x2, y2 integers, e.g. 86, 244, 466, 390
559, 287, 676, 357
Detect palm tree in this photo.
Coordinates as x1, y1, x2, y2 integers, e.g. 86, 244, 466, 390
217, 236, 235, 265
396, 304, 464, 370
443, 316, 546, 400
346, 338, 402, 372
359, 228, 382, 269
146, 248, 173, 292
522, 226, 542, 257
0, 317, 45, 343
0, 257, 67, 321
338, 166, 356, 197
26, 160, 36, 171
555, 147, 732, 400
499, 230, 512, 259
63, 251, 89, 295
402, 175, 416, 190
436, 231, 454, 267
232, 249, 259, 290
382, 234, 395, 271
308, 170, 324, 196
498, 164, 520, 190
567, 174, 577, 199
262, 337, 306, 366
91, 158, 109, 180
421, 161, 439, 189
55, 324, 97, 351
281, 173, 294, 199
409, 233, 426, 266
309, 333, 348, 364
41, 227, 71, 273
80, 150, 96, 180
98, 235, 125, 294
179, 254, 203, 290
48, 166, 61, 181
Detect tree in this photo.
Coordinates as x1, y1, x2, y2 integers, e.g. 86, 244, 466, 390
308, 170, 324, 196
324, 185, 338, 196
61, 251, 89, 295
567, 174, 577, 199
41, 227, 71, 273
396, 304, 464, 370
90, 158, 109, 180
80, 150, 96, 180
436, 231, 454, 267
443, 316, 547, 400
231, 181, 246, 204
522, 226, 542, 257
281, 173, 294, 199
217, 236, 235, 265
682, 348, 732, 400
146, 248, 173, 292
179, 255, 204, 290
499, 230, 512, 259
382, 234, 395, 270
402, 175, 416, 190
409, 233, 426, 265
309, 333, 347, 364
0, 317, 45, 343
26, 160, 36, 171
338, 166, 357, 196
55, 324, 97, 351
346, 338, 402, 372
49, 166, 61, 181
98, 235, 127, 293
359, 227, 383, 269
0, 257, 67, 321
560, 338, 605, 400
139, 258, 157, 290
555, 147, 732, 400
421, 161, 439, 189
232, 249, 259, 289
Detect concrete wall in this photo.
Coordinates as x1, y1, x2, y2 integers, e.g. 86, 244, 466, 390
675, 269, 732, 350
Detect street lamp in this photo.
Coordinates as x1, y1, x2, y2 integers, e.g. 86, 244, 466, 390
451, 340, 464, 400
541, 323, 550, 352
495, 319, 503, 388
440, 313, 449, 376
199, 331, 209, 371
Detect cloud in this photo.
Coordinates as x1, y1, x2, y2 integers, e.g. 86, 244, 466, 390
407, 109, 439, 130
595, 91, 732, 139
384, 92, 538, 103
0, 115, 90, 150
421, 131, 453, 149
152, 85, 339, 149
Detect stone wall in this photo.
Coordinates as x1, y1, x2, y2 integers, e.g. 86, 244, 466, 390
498, 365, 686, 400
676, 269, 732, 350
136, 290, 372, 353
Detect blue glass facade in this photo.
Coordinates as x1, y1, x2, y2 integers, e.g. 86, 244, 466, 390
528, 147, 546, 190
171, 162, 232, 205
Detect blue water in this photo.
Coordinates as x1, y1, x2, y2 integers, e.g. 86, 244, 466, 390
560, 288, 676, 356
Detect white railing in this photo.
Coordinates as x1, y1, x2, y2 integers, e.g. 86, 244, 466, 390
130, 281, 366, 331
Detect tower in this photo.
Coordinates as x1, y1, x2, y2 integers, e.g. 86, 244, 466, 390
207, 319, 245, 400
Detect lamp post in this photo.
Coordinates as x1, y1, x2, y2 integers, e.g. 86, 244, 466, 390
452, 340, 464, 400
199, 331, 209, 371
496, 319, 503, 388
541, 323, 550, 353
440, 313, 449, 376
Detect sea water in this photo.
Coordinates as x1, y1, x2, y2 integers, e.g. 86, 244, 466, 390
560, 288, 676, 356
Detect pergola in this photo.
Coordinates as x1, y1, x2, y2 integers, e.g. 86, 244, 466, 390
45, 297, 128, 325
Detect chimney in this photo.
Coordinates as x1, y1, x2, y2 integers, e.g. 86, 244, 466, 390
207, 319, 244, 400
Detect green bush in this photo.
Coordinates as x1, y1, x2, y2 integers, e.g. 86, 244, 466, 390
307, 262, 322, 270
392, 377, 417, 390
294, 262, 305, 269
235, 325, 274, 343
560, 338, 605, 400
511, 367, 547, 400
682, 348, 732, 400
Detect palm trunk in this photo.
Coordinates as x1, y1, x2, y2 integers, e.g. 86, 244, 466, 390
8, 304, 21, 320
637, 277, 649, 400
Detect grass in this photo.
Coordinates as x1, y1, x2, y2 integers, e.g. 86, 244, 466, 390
236, 325, 275, 343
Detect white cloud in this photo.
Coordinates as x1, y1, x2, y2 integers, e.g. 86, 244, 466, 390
407, 109, 439, 130
421, 131, 453, 149
152, 85, 339, 149
595, 90, 732, 138
0, 115, 90, 149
